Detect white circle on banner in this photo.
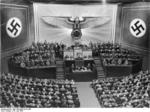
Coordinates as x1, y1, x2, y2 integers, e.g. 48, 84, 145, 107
6, 17, 22, 38
130, 18, 146, 38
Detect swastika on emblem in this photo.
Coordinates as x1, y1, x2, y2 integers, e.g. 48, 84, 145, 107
6, 17, 22, 38
130, 18, 146, 38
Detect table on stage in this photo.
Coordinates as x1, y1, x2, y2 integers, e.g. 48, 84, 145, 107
103, 64, 132, 77
67, 71, 97, 82
128, 58, 142, 73
65, 58, 94, 67
64, 59, 97, 81
24, 66, 56, 78
102, 58, 142, 77
9, 62, 56, 79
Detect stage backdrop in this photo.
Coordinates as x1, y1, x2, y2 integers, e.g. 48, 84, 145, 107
33, 3, 118, 46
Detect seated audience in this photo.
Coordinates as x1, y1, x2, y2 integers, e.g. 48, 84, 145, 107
91, 70, 150, 107
1, 73, 80, 108
10, 41, 66, 68
91, 42, 141, 66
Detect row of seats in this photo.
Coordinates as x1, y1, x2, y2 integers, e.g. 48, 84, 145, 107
10, 41, 65, 68
102, 57, 129, 65
1, 73, 80, 108
10, 42, 141, 67
91, 42, 141, 65
91, 70, 150, 107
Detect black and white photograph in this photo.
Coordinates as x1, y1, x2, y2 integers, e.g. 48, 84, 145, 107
0, 0, 150, 111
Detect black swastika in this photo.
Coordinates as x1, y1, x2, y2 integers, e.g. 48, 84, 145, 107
131, 20, 145, 36
7, 19, 21, 36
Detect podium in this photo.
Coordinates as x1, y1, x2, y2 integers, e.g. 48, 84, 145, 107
64, 46, 92, 60
75, 59, 84, 68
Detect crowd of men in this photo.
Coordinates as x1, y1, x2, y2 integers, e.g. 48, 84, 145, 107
1, 73, 80, 108
91, 70, 150, 107
10, 41, 66, 68
10, 42, 141, 68
91, 42, 141, 65
71, 63, 93, 72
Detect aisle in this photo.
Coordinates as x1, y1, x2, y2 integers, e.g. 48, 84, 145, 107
76, 82, 101, 108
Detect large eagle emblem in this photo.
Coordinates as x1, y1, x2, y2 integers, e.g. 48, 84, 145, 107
41, 16, 110, 40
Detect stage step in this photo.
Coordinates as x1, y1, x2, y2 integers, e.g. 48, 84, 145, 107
94, 58, 105, 79
56, 60, 65, 80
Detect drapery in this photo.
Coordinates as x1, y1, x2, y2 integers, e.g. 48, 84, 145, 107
1, 4, 29, 54
121, 6, 150, 51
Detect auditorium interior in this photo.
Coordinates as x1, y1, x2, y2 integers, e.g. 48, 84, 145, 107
1, 0, 150, 108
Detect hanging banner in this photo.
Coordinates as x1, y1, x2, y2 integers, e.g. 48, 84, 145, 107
121, 6, 150, 51
1, 4, 29, 54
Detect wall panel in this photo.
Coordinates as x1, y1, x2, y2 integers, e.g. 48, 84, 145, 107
116, 2, 150, 70
0, 3, 34, 72
34, 4, 118, 46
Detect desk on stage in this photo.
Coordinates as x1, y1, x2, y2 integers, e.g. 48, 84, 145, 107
128, 58, 142, 73
65, 58, 94, 67
103, 64, 132, 77
102, 57, 142, 78
67, 71, 97, 82
24, 65, 56, 79
64, 59, 97, 81
9, 62, 56, 79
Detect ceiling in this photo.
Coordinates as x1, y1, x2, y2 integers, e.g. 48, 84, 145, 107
26, 0, 149, 3
1, 0, 149, 4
